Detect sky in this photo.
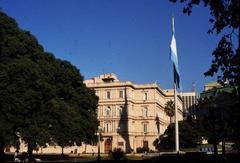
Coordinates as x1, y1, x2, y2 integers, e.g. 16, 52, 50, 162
0, 0, 221, 92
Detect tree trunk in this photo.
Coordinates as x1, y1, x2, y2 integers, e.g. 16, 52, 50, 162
0, 138, 5, 162
211, 112, 218, 156
237, 139, 240, 155
213, 141, 218, 155
222, 138, 225, 155
213, 127, 218, 156
27, 139, 34, 161
61, 147, 64, 156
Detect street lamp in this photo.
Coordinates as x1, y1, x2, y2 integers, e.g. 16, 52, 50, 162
97, 126, 103, 162
14, 132, 21, 161
116, 127, 120, 148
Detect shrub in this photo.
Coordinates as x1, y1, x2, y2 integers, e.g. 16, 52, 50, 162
111, 148, 124, 160
136, 147, 149, 153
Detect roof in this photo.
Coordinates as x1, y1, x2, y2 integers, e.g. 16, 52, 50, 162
200, 85, 236, 99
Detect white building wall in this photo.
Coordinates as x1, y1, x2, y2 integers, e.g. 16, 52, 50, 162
7, 74, 183, 154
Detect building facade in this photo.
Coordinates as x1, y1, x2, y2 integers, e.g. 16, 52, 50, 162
182, 92, 198, 118
200, 82, 236, 99
204, 82, 221, 91
84, 74, 183, 153
7, 73, 183, 154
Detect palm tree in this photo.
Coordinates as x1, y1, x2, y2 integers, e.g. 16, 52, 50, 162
164, 100, 175, 123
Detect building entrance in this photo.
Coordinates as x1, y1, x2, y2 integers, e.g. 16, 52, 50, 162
104, 138, 112, 153
143, 141, 148, 149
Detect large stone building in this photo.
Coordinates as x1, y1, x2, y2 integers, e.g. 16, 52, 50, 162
84, 74, 183, 153
7, 73, 183, 154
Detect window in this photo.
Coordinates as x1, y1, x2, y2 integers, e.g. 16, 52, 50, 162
118, 142, 124, 146
143, 124, 148, 133
118, 107, 123, 116
105, 123, 111, 133
106, 91, 111, 99
189, 96, 192, 106
119, 90, 124, 98
144, 92, 148, 100
106, 107, 111, 116
143, 107, 148, 117
106, 123, 109, 132
143, 141, 149, 149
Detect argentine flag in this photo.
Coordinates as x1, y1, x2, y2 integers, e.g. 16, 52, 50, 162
170, 17, 181, 89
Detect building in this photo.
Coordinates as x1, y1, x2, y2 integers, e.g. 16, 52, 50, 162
84, 73, 183, 153
181, 92, 198, 118
7, 73, 183, 154
204, 82, 221, 91
201, 82, 236, 99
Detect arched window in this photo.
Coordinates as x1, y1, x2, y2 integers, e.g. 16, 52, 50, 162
118, 106, 123, 116
106, 107, 111, 116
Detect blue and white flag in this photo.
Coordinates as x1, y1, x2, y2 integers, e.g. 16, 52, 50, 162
170, 16, 181, 89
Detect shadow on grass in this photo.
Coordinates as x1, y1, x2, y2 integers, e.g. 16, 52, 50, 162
3, 153, 240, 163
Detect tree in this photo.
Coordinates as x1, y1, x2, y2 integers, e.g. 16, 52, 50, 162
169, 0, 239, 85
196, 92, 238, 155
0, 11, 99, 160
153, 120, 202, 150
164, 100, 175, 123
227, 98, 240, 153
169, 0, 240, 154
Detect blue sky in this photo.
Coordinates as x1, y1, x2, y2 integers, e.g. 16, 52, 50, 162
1, 0, 221, 92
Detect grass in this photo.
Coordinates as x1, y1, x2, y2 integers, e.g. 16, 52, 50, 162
155, 144, 221, 152
4, 146, 238, 163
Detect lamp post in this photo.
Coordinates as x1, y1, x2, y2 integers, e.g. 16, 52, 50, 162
97, 126, 102, 162
116, 127, 120, 148
14, 132, 21, 161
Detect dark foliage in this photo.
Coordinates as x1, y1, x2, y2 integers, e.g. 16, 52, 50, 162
164, 100, 175, 123
169, 0, 239, 89
196, 92, 239, 154
169, 0, 240, 154
110, 148, 125, 161
153, 120, 202, 150
136, 147, 149, 153
0, 11, 98, 159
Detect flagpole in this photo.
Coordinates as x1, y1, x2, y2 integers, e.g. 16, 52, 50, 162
174, 73, 179, 152
172, 16, 179, 152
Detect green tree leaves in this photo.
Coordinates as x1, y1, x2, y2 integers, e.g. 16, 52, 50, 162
164, 100, 175, 123
169, 0, 240, 85
196, 92, 239, 154
0, 11, 98, 158
153, 120, 202, 150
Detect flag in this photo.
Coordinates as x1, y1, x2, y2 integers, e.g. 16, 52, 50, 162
170, 16, 181, 89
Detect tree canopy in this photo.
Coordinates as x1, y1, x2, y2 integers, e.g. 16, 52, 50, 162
164, 100, 175, 123
153, 120, 202, 150
0, 11, 98, 159
196, 91, 239, 154
169, 0, 240, 154
169, 0, 239, 86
